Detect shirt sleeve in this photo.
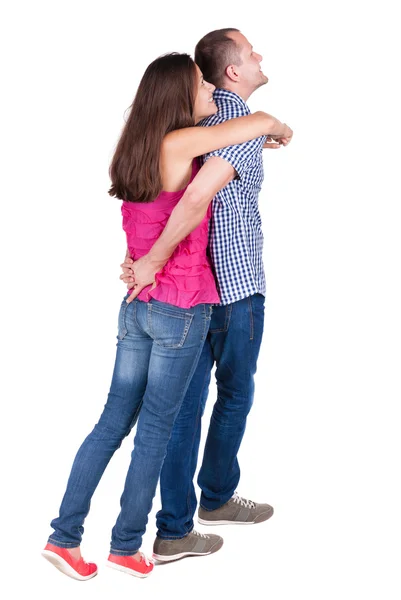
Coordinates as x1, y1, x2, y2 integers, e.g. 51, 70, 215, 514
202, 110, 265, 179
204, 136, 264, 179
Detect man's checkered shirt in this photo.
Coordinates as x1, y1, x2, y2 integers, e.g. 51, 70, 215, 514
201, 89, 266, 305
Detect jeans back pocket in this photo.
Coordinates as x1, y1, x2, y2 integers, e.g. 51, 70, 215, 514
148, 302, 194, 348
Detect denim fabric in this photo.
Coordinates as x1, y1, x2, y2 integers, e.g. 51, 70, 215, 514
48, 297, 211, 555
156, 293, 265, 538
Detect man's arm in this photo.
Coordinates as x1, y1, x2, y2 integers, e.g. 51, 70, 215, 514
123, 157, 235, 302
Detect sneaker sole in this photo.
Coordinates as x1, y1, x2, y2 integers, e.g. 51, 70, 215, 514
153, 538, 223, 562
41, 550, 97, 581
106, 560, 152, 578
198, 509, 274, 526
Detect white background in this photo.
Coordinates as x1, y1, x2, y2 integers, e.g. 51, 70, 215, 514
1, 1, 400, 599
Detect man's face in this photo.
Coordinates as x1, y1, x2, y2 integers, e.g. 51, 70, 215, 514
228, 31, 268, 93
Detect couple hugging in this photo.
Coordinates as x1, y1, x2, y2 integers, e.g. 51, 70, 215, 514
42, 27, 293, 580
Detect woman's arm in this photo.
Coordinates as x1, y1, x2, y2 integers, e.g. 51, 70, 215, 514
163, 112, 292, 160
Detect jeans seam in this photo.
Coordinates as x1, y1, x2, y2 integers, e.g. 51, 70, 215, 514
126, 399, 143, 435
156, 531, 190, 540
133, 300, 141, 332
109, 547, 140, 556
248, 296, 254, 341
150, 308, 191, 320
149, 299, 194, 319
225, 304, 232, 331
176, 307, 210, 432
48, 537, 79, 548
117, 300, 128, 340
201, 305, 212, 341
184, 337, 211, 526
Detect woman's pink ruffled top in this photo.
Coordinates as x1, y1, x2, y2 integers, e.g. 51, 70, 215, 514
122, 160, 220, 308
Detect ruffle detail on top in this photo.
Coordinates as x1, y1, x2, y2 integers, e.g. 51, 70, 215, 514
122, 160, 219, 308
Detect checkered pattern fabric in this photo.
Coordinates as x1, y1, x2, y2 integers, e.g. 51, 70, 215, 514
200, 89, 266, 305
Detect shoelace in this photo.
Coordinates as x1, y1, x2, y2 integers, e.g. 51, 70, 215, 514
193, 530, 209, 539
232, 491, 256, 509
140, 552, 154, 566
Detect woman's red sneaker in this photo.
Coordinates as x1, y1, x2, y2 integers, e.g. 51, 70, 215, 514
42, 543, 98, 581
107, 552, 154, 578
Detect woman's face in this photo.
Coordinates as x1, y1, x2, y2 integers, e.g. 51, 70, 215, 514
193, 65, 217, 123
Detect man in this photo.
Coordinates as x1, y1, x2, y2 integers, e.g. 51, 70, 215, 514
121, 29, 292, 561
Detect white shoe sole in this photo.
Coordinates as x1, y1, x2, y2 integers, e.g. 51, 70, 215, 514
41, 550, 97, 581
198, 517, 256, 525
198, 510, 273, 526
106, 560, 152, 578
153, 550, 212, 562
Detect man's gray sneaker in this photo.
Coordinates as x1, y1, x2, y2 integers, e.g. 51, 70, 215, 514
198, 491, 274, 525
152, 530, 223, 562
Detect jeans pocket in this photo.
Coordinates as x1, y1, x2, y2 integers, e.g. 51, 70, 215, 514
148, 303, 194, 348
209, 303, 232, 333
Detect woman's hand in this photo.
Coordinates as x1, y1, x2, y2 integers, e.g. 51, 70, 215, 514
263, 136, 282, 149
120, 254, 161, 303
120, 256, 135, 286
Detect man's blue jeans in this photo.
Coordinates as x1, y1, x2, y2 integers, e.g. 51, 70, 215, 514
156, 293, 265, 539
48, 297, 212, 555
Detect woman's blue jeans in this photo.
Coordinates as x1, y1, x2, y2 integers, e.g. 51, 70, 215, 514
48, 297, 212, 555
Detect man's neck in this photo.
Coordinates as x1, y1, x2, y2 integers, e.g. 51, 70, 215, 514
221, 83, 252, 102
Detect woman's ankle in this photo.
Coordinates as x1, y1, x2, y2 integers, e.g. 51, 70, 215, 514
131, 551, 142, 562
66, 546, 81, 560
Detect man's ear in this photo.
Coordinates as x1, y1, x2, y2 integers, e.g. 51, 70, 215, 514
225, 64, 240, 82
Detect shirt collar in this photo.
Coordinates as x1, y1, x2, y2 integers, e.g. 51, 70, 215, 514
213, 89, 250, 112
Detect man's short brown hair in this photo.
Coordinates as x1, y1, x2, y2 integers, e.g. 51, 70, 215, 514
195, 28, 242, 88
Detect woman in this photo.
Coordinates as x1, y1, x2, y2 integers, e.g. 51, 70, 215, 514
42, 53, 291, 581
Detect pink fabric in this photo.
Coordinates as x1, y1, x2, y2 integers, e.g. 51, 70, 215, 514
122, 160, 220, 308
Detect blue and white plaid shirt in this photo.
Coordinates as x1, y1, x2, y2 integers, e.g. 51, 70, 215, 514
200, 89, 266, 305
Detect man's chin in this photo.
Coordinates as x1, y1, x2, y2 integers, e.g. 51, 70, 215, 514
254, 77, 268, 92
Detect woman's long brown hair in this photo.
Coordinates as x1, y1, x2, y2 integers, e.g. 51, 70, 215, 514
109, 53, 197, 203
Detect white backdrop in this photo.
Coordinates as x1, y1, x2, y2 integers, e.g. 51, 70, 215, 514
1, 1, 400, 599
